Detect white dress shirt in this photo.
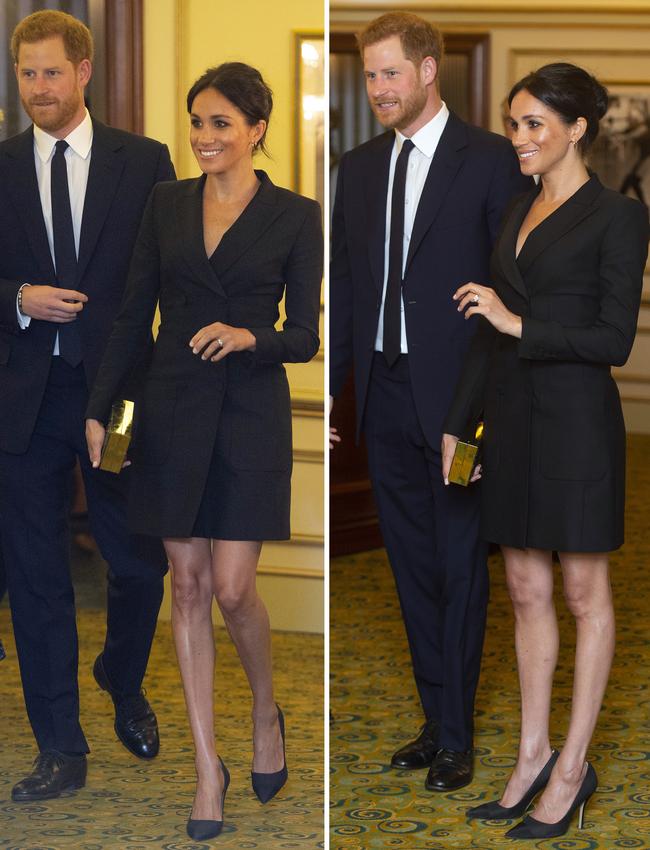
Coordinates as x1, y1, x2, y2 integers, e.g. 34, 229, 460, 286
375, 102, 450, 353
18, 109, 93, 355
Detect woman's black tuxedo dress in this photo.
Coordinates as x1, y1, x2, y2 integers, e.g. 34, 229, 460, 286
87, 171, 323, 539
445, 175, 649, 552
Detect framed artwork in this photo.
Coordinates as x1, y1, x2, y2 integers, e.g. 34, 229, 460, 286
294, 31, 324, 210
590, 88, 650, 214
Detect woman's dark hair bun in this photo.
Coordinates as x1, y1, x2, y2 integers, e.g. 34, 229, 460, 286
508, 62, 609, 153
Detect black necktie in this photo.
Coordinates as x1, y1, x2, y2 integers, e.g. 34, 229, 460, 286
51, 139, 82, 367
383, 138, 414, 367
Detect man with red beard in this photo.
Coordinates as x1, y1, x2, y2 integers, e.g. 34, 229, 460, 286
0, 10, 174, 800
330, 12, 530, 790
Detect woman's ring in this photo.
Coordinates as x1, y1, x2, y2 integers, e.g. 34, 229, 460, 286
217, 337, 224, 348
472, 293, 480, 304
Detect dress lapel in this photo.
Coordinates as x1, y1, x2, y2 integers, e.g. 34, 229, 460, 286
1, 127, 55, 279
363, 133, 393, 295
76, 120, 126, 285
176, 174, 227, 299
404, 112, 466, 276
496, 188, 538, 301
516, 175, 603, 277
213, 170, 285, 278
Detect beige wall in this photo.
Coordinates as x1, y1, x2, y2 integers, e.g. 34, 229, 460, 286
332, 0, 650, 433
143, 0, 325, 632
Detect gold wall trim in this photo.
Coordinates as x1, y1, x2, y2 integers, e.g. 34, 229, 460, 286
258, 564, 323, 579
290, 532, 324, 546
331, 1, 650, 12
291, 394, 324, 417
614, 373, 650, 385
621, 394, 650, 404
294, 448, 324, 464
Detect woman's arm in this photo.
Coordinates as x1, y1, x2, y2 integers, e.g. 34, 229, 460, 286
85, 185, 163, 425
249, 199, 323, 363
518, 200, 648, 367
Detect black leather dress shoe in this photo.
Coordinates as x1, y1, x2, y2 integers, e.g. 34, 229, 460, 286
93, 653, 159, 759
425, 749, 473, 791
12, 750, 87, 801
391, 719, 440, 770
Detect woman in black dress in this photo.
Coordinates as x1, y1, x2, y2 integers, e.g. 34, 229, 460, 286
443, 63, 648, 839
85, 63, 322, 839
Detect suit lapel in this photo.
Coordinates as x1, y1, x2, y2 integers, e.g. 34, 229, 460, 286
76, 120, 126, 284
516, 175, 603, 276
404, 112, 466, 276
363, 133, 393, 294
1, 127, 55, 279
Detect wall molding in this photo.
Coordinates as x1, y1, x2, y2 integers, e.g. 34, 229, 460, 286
258, 564, 323, 579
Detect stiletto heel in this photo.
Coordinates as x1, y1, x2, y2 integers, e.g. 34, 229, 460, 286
578, 799, 587, 830
186, 755, 230, 840
251, 703, 288, 803
505, 762, 597, 840
466, 750, 558, 820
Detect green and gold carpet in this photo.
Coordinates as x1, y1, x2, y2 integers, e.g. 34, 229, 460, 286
330, 433, 650, 850
0, 611, 323, 849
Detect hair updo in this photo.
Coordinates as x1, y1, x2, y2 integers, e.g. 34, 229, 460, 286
186, 62, 273, 156
508, 62, 608, 154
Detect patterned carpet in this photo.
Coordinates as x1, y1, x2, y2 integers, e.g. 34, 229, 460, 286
0, 608, 323, 848
330, 433, 650, 850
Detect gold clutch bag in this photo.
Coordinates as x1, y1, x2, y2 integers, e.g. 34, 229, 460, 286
448, 421, 484, 487
99, 400, 135, 474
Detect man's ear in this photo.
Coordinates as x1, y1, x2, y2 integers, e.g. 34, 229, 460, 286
77, 57, 92, 88
421, 56, 438, 86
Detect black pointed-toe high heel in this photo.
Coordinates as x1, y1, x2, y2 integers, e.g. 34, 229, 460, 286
251, 704, 288, 804
466, 750, 559, 820
505, 762, 598, 840
186, 756, 230, 841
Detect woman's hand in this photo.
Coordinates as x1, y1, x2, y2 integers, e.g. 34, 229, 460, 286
86, 419, 106, 469
86, 418, 132, 470
442, 433, 459, 485
441, 432, 482, 485
189, 322, 257, 363
453, 282, 522, 338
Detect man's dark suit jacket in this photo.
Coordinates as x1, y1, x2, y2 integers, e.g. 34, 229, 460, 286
330, 110, 531, 447
0, 119, 175, 454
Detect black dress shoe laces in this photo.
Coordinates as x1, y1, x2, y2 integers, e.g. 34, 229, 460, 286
437, 749, 471, 768
116, 691, 154, 722
32, 749, 69, 774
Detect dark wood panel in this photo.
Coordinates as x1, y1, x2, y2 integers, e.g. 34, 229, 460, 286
104, 0, 144, 134
330, 373, 383, 556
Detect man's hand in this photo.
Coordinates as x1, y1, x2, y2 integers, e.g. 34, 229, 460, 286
189, 322, 256, 362
329, 395, 341, 450
21, 286, 88, 323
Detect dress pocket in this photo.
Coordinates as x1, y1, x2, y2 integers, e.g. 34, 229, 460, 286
227, 365, 292, 472
539, 395, 606, 482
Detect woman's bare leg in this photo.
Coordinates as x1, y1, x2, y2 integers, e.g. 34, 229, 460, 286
499, 546, 557, 807
165, 537, 226, 821
211, 539, 284, 772
531, 552, 614, 823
